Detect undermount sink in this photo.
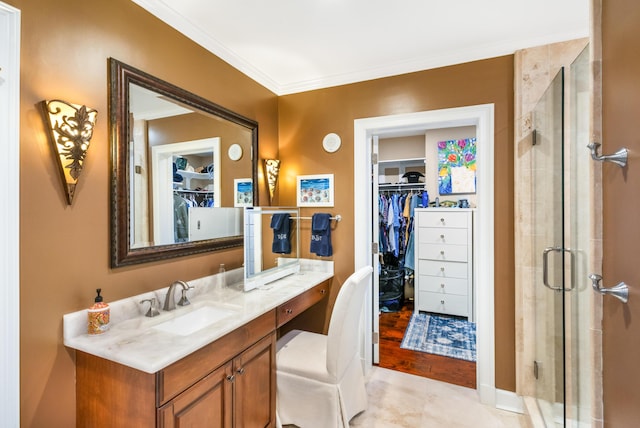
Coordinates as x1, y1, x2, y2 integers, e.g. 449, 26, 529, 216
152, 306, 237, 336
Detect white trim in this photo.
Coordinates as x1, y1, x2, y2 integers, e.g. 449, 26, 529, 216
354, 104, 496, 405
496, 389, 525, 414
0, 2, 21, 426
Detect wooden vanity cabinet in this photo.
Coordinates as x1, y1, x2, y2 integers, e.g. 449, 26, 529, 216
76, 311, 276, 428
75, 281, 331, 427
158, 333, 275, 428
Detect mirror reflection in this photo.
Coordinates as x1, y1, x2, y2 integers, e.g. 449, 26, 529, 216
110, 58, 258, 267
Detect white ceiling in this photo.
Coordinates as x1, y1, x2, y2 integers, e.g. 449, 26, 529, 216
131, 0, 589, 95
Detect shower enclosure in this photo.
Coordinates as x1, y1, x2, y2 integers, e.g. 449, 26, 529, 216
531, 46, 592, 427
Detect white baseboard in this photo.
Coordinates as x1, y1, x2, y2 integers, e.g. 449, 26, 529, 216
496, 389, 525, 414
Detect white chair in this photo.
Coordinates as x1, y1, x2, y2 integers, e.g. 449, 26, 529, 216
276, 266, 373, 428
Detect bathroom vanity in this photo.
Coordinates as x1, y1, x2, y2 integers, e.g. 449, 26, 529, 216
63, 262, 332, 427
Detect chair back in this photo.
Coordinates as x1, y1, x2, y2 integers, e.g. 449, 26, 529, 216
326, 266, 373, 379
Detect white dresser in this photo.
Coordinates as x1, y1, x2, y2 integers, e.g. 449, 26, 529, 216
414, 208, 474, 319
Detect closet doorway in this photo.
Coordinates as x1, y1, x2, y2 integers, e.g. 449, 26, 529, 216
354, 104, 497, 406
375, 128, 477, 389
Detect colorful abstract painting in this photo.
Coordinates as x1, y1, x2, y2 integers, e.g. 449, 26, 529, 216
437, 138, 477, 194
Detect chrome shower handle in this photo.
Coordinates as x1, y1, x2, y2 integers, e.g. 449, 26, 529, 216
588, 273, 629, 303
587, 142, 628, 168
543, 247, 564, 291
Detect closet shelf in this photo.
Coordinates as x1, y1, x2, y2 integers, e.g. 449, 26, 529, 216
379, 183, 425, 190
173, 188, 213, 195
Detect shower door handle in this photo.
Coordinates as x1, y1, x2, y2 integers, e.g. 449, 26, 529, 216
542, 246, 574, 291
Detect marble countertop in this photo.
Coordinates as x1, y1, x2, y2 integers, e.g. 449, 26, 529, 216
63, 260, 333, 374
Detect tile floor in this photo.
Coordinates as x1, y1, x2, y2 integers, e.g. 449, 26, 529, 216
350, 366, 527, 427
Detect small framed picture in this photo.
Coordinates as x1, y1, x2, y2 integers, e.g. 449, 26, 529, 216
234, 178, 253, 207
297, 174, 334, 207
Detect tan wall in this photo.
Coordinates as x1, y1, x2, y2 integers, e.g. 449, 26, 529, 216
10, 0, 278, 426
277, 56, 516, 391
11, 0, 517, 425
601, 0, 640, 425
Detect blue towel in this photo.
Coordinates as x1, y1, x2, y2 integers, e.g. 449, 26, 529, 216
310, 213, 333, 257
270, 213, 291, 254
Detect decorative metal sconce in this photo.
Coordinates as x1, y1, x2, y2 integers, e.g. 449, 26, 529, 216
264, 159, 281, 204
40, 99, 97, 204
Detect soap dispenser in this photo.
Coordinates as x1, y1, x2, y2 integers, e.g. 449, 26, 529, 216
87, 288, 110, 335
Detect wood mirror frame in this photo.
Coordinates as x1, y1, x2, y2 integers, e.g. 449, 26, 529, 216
109, 58, 258, 267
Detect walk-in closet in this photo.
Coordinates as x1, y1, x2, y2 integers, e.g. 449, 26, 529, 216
375, 127, 479, 389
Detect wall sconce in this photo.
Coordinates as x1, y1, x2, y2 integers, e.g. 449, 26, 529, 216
40, 99, 97, 205
264, 159, 280, 204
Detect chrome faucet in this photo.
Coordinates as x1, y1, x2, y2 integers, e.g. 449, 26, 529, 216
163, 280, 191, 311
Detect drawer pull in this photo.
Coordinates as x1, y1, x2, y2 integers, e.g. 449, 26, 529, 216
286, 308, 293, 314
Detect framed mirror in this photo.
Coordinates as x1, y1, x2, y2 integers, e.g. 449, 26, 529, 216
109, 58, 258, 267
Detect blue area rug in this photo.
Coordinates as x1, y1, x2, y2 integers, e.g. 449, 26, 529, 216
400, 312, 476, 362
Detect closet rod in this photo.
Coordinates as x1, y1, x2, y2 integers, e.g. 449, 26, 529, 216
291, 214, 342, 222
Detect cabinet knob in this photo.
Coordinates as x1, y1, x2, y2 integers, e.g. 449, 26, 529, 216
320, 289, 326, 294
236, 367, 245, 375
440, 250, 445, 255
286, 308, 293, 314
440, 234, 445, 239
440, 283, 445, 288
226, 375, 235, 382
440, 218, 445, 223
440, 267, 445, 272
440, 300, 445, 305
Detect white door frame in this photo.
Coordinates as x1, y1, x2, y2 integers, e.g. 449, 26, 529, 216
0, 2, 21, 425
354, 104, 497, 406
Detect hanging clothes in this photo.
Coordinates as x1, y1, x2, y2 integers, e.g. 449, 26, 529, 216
378, 188, 426, 270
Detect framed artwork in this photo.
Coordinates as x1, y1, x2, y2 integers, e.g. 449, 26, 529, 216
437, 138, 477, 194
296, 174, 334, 207
234, 178, 253, 207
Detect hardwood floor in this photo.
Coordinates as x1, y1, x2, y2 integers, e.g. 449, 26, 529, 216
377, 300, 476, 389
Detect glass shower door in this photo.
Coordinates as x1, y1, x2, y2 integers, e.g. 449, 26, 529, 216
532, 67, 567, 426
532, 45, 592, 427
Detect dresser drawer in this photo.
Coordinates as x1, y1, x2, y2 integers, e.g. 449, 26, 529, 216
417, 291, 468, 317
418, 275, 468, 296
276, 281, 329, 328
418, 243, 468, 262
416, 210, 469, 228
417, 259, 468, 279
418, 227, 468, 245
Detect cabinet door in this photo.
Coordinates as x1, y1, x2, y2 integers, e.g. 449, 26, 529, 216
233, 333, 276, 428
158, 361, 233, 428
